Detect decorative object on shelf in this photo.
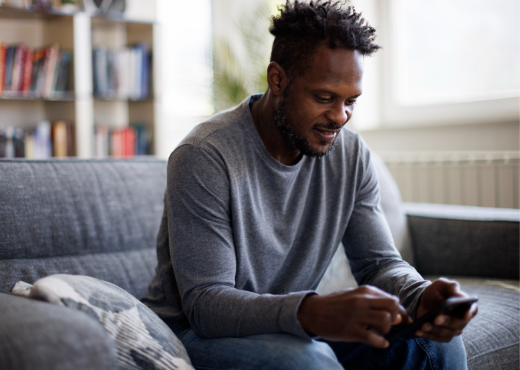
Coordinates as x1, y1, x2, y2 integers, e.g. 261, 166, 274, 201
50, 0, 83, 13
84, 0, 124, 15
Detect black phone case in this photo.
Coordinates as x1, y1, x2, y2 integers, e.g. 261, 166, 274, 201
384, 297, 478, 343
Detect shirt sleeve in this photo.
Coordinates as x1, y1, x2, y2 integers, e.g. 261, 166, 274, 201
342, 142, 430, 319
166, 144, 313, 339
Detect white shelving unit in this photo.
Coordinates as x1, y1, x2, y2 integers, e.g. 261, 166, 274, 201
0, 5, 161, 158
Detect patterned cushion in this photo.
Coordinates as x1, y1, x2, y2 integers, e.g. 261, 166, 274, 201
12, 274, 194, 370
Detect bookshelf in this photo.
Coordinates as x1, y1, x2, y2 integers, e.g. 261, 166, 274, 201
0, 4, 160, 158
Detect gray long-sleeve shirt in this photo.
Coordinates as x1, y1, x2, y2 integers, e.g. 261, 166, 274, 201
142, 94, 428, 339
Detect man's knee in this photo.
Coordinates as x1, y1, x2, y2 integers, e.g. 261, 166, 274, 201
415, 336, 468, 370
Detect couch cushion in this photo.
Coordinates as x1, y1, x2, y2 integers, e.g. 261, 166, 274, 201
0, 158, 167, 296
13, 274, 195, 370
426, 276, 519, 370
2, 248, 157, 298
407, 204, 519, 280
0, 291, 118, 370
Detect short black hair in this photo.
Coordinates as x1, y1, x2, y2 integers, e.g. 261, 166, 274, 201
269, 0, 380, 81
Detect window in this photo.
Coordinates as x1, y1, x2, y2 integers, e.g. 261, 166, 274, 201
350, 0, 519, 130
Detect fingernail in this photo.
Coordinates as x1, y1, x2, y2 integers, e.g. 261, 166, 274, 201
383, 340, 389, 348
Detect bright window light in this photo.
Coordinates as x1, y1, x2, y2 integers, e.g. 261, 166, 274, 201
393, 0, 520, 106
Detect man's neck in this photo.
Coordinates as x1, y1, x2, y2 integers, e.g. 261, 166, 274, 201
251, 93, 302, 166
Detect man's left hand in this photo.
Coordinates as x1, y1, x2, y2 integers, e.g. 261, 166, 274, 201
415, 278, 478, 342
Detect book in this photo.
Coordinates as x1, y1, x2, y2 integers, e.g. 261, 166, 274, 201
21, 47, 33, 95
0, 42, 6, 93
130, 122, 151, 155
30, 47, 45, 94
34, 120, 52, 159
35, 46, 48, 97
4, 45, 16, 91
52, 120, 67, 157
43, 43, 60, 97
54, 50, 71, 92
11, 43, 25, 92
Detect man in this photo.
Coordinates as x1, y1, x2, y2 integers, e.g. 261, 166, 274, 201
142, 1, 477, 368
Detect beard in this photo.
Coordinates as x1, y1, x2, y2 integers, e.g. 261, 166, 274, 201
273, 91, 339, 159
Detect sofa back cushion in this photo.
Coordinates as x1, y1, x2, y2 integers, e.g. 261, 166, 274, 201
0, 158, 167, 297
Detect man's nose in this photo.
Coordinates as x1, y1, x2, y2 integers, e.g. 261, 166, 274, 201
326, 103, 350, 126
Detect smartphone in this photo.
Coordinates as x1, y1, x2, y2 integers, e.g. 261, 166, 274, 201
384, 297, 478, 343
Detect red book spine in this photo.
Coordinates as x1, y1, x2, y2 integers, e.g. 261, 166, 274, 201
22, 47, 33, 96
125, 127, 135, 157
0, 43, 5, 93
11, 44, 25, 92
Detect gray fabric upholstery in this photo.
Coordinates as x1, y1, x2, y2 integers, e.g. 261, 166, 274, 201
372, 155, 414, 264
426, 276, 519, 370
1, 249, 156, 298
406, 203, 519, 280
0, 158, 167, 297
0, 291, 118, 370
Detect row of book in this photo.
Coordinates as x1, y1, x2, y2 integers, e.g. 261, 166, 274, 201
0, 121, 75, 158
0, 42, 72, 98
93, 44, 150, 100
0, 121, 152, 158
94, 123, 151, 157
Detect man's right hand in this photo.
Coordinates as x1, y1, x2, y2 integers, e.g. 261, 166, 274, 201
297, 285, 410, 348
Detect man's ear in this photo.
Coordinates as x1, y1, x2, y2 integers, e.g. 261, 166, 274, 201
267, 61, 288, 97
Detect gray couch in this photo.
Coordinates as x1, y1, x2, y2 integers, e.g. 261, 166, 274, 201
0, 158, 518, 370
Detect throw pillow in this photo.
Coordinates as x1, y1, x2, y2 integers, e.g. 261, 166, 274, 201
11, 275, 194, 370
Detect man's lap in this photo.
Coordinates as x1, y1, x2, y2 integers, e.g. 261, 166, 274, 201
174, 327, 467, 370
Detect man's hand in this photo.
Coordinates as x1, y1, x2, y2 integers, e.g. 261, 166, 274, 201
415, 278, 478, 342
297, 285, 410, 348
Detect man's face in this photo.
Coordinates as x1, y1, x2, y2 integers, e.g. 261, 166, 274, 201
274, 47, 364, 158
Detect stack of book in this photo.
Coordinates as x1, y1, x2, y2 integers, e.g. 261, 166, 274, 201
94, 123, 151, 157
93, 43, 150, 100
0, 42, 72, 98
0, 120, 75, 158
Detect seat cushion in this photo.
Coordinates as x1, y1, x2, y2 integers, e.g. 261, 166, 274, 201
426, 276, 519, 370
0, 291, 117, 370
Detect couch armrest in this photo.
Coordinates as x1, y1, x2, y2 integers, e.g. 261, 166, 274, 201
404, 203, 519, 280
0, 292, 118, 370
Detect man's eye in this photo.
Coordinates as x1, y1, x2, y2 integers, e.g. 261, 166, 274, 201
346, 100, 357, 106
316, 96, 332, 103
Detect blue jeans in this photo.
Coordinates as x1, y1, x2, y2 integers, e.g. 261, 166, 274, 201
174, 327, 468, 370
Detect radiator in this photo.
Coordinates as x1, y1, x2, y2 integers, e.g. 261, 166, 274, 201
379, 151, 520, 209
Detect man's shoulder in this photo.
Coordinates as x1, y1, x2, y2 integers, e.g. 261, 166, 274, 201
177, 98, 252, 151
